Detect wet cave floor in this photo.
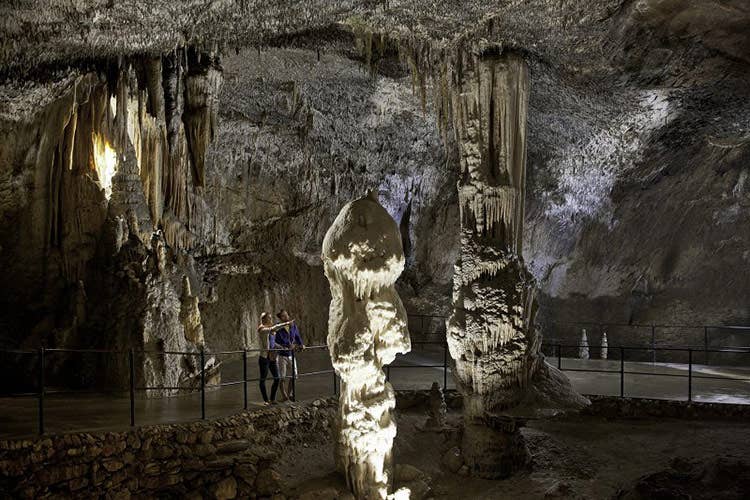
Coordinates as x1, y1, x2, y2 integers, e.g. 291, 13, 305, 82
280, 410, 750, 499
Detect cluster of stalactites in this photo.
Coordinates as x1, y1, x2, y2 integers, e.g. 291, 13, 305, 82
39, 75, 116, 284
28, 48, 222, 304
458, 184, 520, 247
350, 26, 529, 251
121, 49, 222, 250
451, 54, 528, 251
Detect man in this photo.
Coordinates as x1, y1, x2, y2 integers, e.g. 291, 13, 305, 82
274, 309, 304, 401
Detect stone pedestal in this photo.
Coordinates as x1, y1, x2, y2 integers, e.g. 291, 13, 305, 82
462, 415, 530, 479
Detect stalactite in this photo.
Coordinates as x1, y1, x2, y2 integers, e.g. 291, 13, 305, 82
184, 53, 222, 188
13, 47, 221, 397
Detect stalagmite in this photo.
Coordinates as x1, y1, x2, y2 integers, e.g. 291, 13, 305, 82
180, 275, 205, 346
322, 191, 411, 500
580, 329, 589, 360
425, 381, 447, 429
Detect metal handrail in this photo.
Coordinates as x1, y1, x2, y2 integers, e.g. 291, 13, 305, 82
406, 312, 750, 333
0, 345, 330, 356
5, 335, 750, 437
549, 343, 750, 354
544, 321, 750, 331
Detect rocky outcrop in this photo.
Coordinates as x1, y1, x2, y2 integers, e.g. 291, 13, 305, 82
322, 193, 411, 499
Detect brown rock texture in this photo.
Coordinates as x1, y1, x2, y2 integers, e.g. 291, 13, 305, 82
0, 398, 336, 499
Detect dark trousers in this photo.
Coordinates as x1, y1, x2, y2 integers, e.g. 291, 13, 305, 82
258, 356, 279, 402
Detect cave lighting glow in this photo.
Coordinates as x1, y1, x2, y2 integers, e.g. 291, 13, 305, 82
92, 133, 118, 200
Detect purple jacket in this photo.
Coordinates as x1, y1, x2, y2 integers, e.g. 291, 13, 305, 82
274, 324, 303, 357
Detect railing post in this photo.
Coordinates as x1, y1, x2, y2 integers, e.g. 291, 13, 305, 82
291, 349, 297, 402
619, 347, 625, 398
651, 325, 656, 363
200, 348, 206, 420
242, 350, 248, 410
557, 344, 562, 370
129, 348, 135, 427
704, 326, 709, 364
330, 345, 337, 396
421, 315, 425, 335
688, 349, 693, 402
438, 342, 446, 389
38, 347, 45, 435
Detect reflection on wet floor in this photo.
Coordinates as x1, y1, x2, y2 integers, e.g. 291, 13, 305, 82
2, 346, 750, 439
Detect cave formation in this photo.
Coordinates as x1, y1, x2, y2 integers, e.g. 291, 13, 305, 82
1, 1, 750, 499
322, 191, 411, 499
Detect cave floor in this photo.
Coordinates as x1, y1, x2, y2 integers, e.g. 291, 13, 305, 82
1, 348, 749, 438
283, 410, 750, 499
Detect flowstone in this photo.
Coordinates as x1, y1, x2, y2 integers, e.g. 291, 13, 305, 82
322, 192, 412, 500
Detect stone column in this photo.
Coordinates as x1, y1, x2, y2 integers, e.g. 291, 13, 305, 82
446, 53, 537, 477
322, 192, 411, 499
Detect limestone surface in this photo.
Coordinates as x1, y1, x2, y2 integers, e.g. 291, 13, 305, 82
322, 192, 411, 499
445, 53, 539, 416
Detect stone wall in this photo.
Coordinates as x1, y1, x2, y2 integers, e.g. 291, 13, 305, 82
0, 399, 336, 499
583, 395, 750, 420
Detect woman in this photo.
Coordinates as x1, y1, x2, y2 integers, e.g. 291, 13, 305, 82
256, 312, 292, 404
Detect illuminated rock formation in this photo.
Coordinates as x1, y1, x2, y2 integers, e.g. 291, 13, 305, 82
322, 192, 411, 499
443, 52, 538, 477
425, 381, 447, 429
580, 329, 590, 360
180, 275, 205, 346
446, 53, 537, 415
0, 48, 221, 392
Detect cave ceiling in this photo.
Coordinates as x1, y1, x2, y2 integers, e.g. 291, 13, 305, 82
1, 0, 749, 330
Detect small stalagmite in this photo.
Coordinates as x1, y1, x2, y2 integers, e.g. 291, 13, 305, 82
322, 191, 411, 500
180, 275, 205, 346
580, 329, 590, 360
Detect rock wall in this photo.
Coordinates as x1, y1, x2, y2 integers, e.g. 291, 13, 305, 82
195, 47, 451, 352
0, 42, 455, 395
0, 399, 336, 499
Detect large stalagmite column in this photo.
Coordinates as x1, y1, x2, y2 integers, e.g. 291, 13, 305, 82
322, 192, 411, 500
446, 53, 538, 477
